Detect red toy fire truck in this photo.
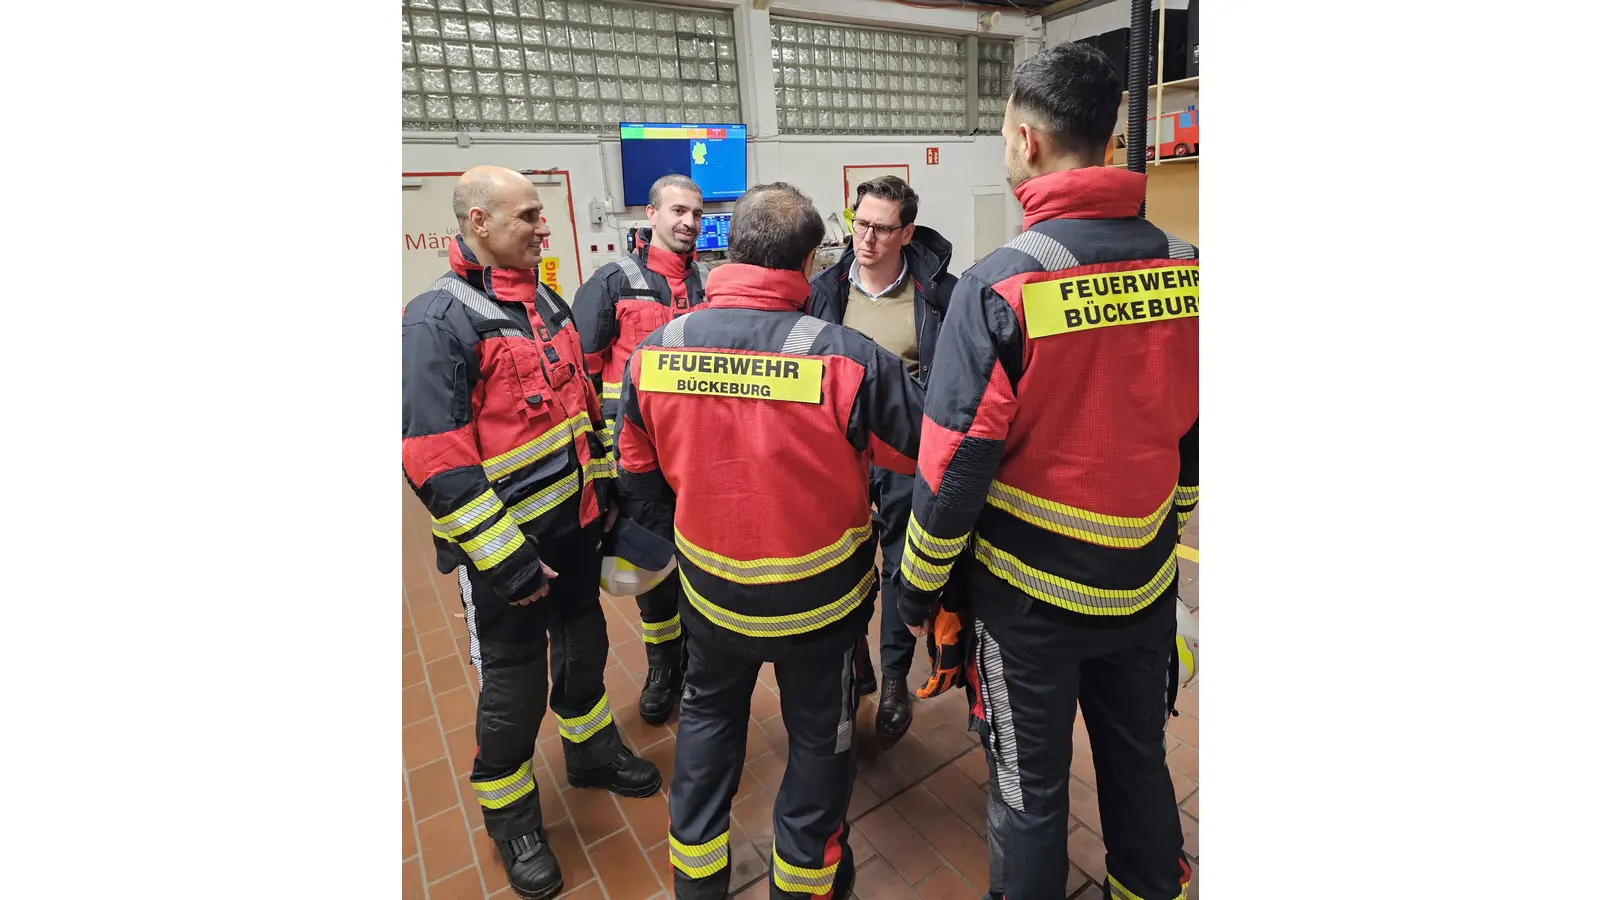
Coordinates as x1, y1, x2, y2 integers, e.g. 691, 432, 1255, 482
1145, 106, 1199, 160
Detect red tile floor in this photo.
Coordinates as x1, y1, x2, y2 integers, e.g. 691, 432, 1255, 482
403, 488, 1201, 900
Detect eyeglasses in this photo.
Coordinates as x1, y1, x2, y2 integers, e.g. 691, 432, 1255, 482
850, 218, 906, 241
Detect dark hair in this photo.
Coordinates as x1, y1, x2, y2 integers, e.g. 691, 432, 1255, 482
727, 182, 824, 271
648, 173, 701, 208
852, 175, 918, 226
1008, 41, 1123, 161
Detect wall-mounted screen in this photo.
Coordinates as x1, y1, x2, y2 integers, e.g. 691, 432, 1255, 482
620, 123, 748, 208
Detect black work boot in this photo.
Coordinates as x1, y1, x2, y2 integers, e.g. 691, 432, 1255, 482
875, 675, 912, 739
496, 829, 563, 900
856, 636, 878, 698
639, 665, 682, 726
567, 748, 663, 798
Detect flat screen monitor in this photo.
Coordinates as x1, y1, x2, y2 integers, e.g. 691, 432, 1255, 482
696, 213, 731, 253
620, 123, 747, 207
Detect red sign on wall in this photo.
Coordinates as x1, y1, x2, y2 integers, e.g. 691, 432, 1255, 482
926, 147, 940, 165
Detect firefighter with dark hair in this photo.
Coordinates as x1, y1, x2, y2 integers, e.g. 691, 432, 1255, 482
403, 166, 662, 900
897, 44, 1198, 900
807, 174, 961, 739
573, 173, 710, 726
615, 181, 925, 900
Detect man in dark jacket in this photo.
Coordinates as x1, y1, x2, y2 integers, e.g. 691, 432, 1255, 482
806, 175, 957, 739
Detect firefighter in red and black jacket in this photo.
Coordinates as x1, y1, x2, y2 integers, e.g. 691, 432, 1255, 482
572, 174, 710, 726
614, 183, 925, 900
402, 166, 662, 900
895, 47, 1197, 900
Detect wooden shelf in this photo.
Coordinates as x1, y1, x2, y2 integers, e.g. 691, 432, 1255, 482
1123, 75, 1199, 98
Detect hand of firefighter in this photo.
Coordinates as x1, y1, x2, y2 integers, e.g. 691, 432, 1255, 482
907, 619, 933, 638
511, 561, 560, 605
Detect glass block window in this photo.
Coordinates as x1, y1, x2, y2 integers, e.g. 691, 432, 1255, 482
771, 18, 966, 135
403, 0, 741, 133
977, 39, 1014, 133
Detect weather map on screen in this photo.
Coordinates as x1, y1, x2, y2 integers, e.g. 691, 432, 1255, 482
619, 123, 748, 207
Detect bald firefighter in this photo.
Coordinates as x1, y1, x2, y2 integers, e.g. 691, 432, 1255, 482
614, 183, 925, 900
402, 166, 662, 900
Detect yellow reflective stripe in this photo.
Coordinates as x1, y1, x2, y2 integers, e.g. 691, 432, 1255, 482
642, 613, 681, 644
987, 481, 1173, 549
1175, 484, 1199, 505
507, 469, 582, 525
583, 454, 617, 482
601, 419, 616, 448
681, 566, 873, 638
771, 847, 838, 893
601, 380, 622, 400
907, 511, 967, 556
472, 758, 537, 809
482, 414, 591, 482
557, 693, 614, 742
973, 536, 1177, 616
461, 516, 526, 570
900, 541, 954, 592
670, 832, 730, 878
674, 525, 871, 586
431, 489, 504, 540
1106, 873, 1187, 900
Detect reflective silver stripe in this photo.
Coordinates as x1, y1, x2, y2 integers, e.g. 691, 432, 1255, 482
482, 415, 583, 482
772, 851, 839, 893
1006, 230, 1079, 273
670, 833, 730, 877
974, 538, 1178, 614
975, 618, 1023, 812
601, 380, 623, 400
429, 276, 521, 338
986, 481, 1173, 548
557, 693, 614, 742
674, 525, 871, 585
642, 614, 681, 644
681, 566, 873, 638
899, 543, 954, 592
535, 282, 569, 330
1176, 484, 1199, 504
693, 261, 710, 289
462, 517, 523, 569
662, 313, 690, 348
458, 566, 483, 690
615, 255, 650, 291
507, 469, 582, 525
834, 645, 853, 753
471, 758, 538, 809
1164, 231, 1198, 260
432, 489, 504, 539
781, 315, 827, 355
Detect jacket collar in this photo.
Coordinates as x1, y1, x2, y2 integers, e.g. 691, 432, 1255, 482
450, 235, 540, 305
1014, 167, 1147, 229
704, 263, 811, 312
640, 241, 690, 283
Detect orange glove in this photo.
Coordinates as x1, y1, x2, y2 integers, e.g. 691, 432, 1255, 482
915, 607, 967, 699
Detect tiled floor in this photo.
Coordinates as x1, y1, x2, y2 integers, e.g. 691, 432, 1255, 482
403, 487, 1201, 900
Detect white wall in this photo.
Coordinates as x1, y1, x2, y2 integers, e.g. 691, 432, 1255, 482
400, 134, 1018, 279
1044, 0, 1190, 47
401, 0, 1039, 280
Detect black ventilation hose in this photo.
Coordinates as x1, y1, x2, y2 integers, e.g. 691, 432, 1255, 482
1127, 0, 1151, 217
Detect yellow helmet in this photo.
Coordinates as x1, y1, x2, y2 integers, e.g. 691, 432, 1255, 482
1174, 601, 1199, 686
599, 518, 677, 597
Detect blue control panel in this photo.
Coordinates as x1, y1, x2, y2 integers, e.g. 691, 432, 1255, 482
696, 213, 731, 253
